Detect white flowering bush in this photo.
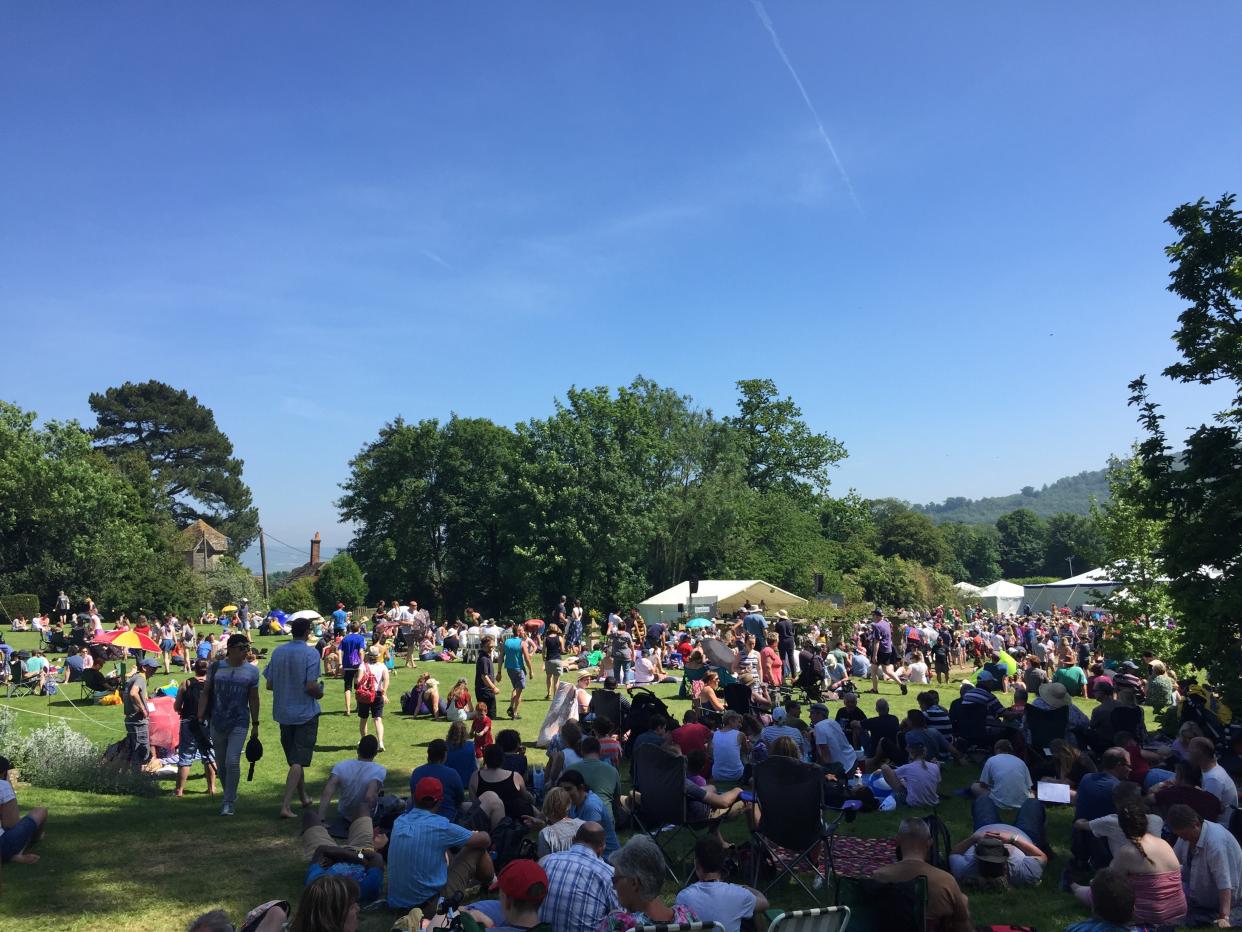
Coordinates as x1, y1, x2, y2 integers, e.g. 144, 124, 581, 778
0, 713, 155, 796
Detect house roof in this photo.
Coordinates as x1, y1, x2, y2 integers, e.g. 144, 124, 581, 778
177, 518, 229, 552
279, 561, 324, 588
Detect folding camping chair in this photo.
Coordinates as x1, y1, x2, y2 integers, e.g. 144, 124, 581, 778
767, 907, 851, 932
1110, 705, 1145, 739
1026, 703, 1069, 754
6, 658, 36, 698
950, 701, 992, 758
723, 682, 753, 716
749, 755, 858, 902
630, 744, 712, 882
833, 874, 926, 932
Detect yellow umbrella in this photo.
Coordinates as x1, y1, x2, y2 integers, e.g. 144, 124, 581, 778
221, 604, 238, 613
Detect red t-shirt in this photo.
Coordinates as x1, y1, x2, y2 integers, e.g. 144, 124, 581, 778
761, 646, 783, 685
670, 723, 711, 757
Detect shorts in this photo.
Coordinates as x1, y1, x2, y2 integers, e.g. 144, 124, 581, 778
0, 815, 39, 862
545, 659, 563, 676
300, 814, 374, 862
177, 719, 216, 768
934, 660, 950, 674
876, 649, 897, 667
357, 698, 384, 720
279, 717, 320, 768
343, 668, 358, 690
506, 667, 526, 690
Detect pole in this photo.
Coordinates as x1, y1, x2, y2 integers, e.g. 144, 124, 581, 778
1067, 557, 1074, 579
259, 527, 270, 602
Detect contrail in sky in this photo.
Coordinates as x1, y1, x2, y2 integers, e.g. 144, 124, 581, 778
748, 0, 861, 213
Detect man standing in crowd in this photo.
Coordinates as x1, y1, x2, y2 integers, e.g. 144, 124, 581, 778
200, 633, 261, 817
869, 608, 906, 695
773, 610, 797, 680
331, 602, 348, 636
503, 625, 533, 720
124, 658, 160, 770
264, 616, 323, 819
339, 622, 367, 717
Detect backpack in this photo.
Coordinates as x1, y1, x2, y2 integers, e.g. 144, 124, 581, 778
923, 812, 952, 870
355, 665, 377, 704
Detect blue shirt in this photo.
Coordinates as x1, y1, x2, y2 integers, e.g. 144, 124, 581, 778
742, 613, 767, 639
197, 641, 213, 660
445, 741, 478, 788
540, 844, 620, 932
387, 807, 475, 909
263, 640, 321, 725
410, 762, 464, 823
570, 790, 618, 857
340, 633, 367, 670
503, 636, 525, 671
332, 609, 348, 632
1075, 772, 1120, 821
305, 862, 384, 903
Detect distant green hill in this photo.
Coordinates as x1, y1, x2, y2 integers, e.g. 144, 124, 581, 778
914, 467, 1110, 525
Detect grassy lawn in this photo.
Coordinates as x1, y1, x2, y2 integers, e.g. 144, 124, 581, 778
0, 630, 1099, 931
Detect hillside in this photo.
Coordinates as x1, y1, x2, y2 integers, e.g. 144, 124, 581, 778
915, 467, 1110, 525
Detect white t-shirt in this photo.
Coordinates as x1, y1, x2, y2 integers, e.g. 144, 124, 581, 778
631, 657, 655, 685
1202, 764, 1239, 821
907, 662, 929, 684
978, 753, 1033, 809
675, 880, 757, 932
332, 758, 387, 820
365, 661, 388, 693
1089, 813, 1165, 856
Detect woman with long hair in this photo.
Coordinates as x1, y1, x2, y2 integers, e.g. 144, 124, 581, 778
1071, 800, 1185, 926
444, 719, 478, 787
290, 874, 360, 932
534, 786, 584, 857
543, 623, 564, 699
446, 678, 473, 722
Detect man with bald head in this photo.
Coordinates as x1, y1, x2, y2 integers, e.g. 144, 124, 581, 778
539, 822, 618, 932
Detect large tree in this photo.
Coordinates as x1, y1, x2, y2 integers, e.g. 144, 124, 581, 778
0, 401, 200, 615
89, 380, 259, 551
995, 508, 1047, 578
1129, 194, 1242, 701
727, 378, 846, 500
1042, 512, 1106, 578
871, 500, 949, 567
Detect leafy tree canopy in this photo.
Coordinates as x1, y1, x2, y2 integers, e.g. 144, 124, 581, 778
89, 380, 259, 552
1130, 194, 1242, 702
995, 508, 1047, 578
314, 553, 368, 614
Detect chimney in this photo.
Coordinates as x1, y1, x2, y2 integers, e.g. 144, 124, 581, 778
310, 532, 321, 565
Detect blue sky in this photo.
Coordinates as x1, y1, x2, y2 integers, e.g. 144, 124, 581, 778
3, 3, 1239, 569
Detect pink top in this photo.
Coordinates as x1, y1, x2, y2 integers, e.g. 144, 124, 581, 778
1132, 868, 1187, 925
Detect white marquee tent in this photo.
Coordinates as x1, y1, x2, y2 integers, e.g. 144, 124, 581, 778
638, 579, 808, 624
1023, 568, 1124, 613
978, 580, 1025, 615
954, 581, 983, 596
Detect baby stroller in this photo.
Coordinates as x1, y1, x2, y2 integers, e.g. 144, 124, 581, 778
793, 663, 824, 704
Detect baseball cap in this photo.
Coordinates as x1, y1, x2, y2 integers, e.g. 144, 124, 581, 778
872, 608, 884, 616
336, 602, 345, 609
810, 702, 830, 716
140, 658, 159, 669
414, 777, 443, 804
490, 859, 549, 902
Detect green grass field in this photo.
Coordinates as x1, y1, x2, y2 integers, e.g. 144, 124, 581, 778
0, 630, 1101, 931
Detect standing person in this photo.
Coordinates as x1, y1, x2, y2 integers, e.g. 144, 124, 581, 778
54, 590, 70, 626
331, 602, 348, 637
759, 634, 783, 690
264, 617, 324, 819
238, 598, 251, 641
339, 623, 367, 717
159, 615, 178, 674
566, 600, 584, 650
773, 610, 798, 681
931, 635, 952, 685
174, 660, 217, 798
476, 635, 500, 718
200, 633, 262, 816
123, 658, 160, 770
354, 646, 390, 750
868, 608, 906, 695
608, 622, 635, 686
543, 625, 564, 700
503, 626, 534, 720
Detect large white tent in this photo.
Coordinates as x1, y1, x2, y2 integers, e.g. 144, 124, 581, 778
954, 581, 983, 596
977, 579, 1025, 615
637, 579, 808, 624
1023, 568, 1123, 613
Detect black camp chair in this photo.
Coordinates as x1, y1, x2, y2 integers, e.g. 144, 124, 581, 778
587, 688, 627, 735
6, 657, 36, 698
750, 755, 857, 902
950, 701, 991, 757
1026, 703, 1070, 754
834, 874, 927, 932
723, 683, 753, 716
1110, 705, 1145, 739
630, 744, 711, 882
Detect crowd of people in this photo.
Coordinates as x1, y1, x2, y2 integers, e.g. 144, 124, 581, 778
5, 590, 1242, 931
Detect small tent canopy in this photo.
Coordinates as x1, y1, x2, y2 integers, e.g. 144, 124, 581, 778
978, 580, 1025, 615
638, 580, 808, 625
1022, 567, 1123, 614
954, 581, 983, 596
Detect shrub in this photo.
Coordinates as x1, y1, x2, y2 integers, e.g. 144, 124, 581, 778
314, 553, 368, 615
0, 593, 40, 623
270, 578, 318, 614
0, 713, 156, 797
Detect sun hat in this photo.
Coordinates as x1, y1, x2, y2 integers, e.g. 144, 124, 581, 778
366, 645, 381, 660
776, 610, 790, 620
1038, 682, 1072, 709
975, 836, 1008, 864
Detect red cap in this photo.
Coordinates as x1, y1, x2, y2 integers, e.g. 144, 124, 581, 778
337, 603, 345, 609
489, 859, 548, 902
414, 777, 443, 804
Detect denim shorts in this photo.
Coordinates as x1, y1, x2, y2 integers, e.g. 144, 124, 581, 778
506, 667, 526, 689
177, 719, 216, 768
0, 815, 39, 862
